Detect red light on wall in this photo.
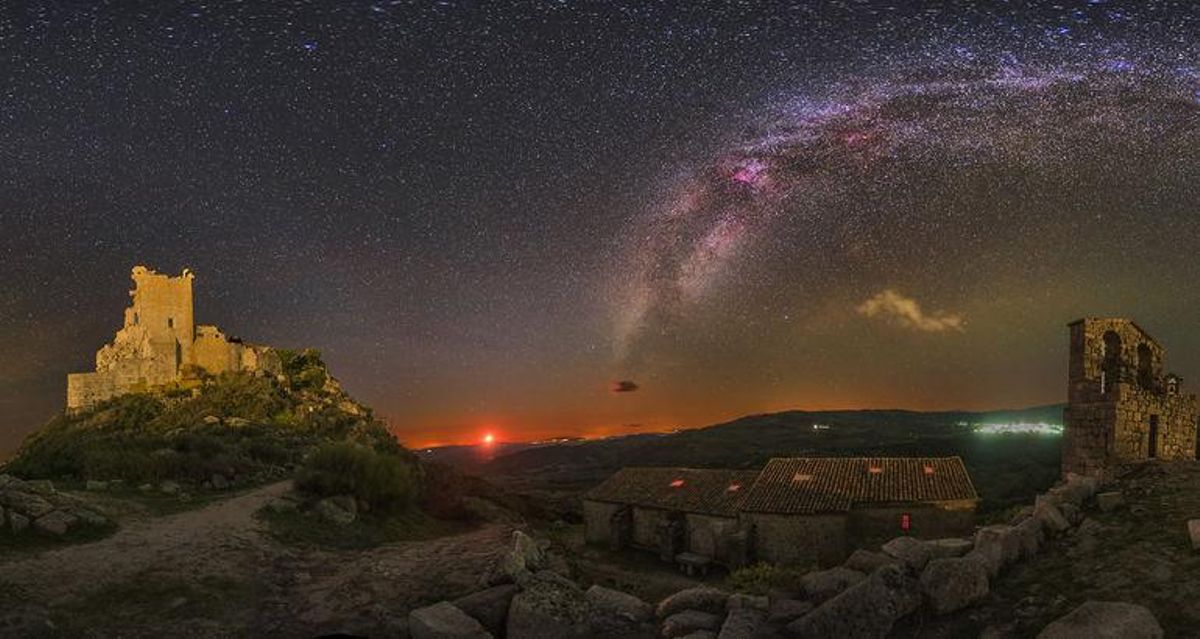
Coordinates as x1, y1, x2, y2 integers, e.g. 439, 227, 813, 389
727, 483, 742, 492
923, 465, 935, 475
900, 513, 911, 532
868, 466, 883, 474
670, 479, 685, 488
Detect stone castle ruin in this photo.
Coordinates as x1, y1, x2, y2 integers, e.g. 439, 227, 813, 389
66, 265, 280, 409
1063, 317, 1198, 478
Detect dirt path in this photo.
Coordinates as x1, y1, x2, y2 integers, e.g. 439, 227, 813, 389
0, 483, 516, 637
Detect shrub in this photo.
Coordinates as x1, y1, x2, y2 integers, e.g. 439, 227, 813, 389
295, 442, 418, 513
726, 562, 810, 595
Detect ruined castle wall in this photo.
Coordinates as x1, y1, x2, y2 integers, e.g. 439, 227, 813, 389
1110, 385, 1197, 461
127, 266, 195, 366
66, 373, 117, 410
192, 326, 244, 375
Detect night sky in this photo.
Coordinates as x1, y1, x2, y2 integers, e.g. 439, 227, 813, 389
4, 1, 1200, 454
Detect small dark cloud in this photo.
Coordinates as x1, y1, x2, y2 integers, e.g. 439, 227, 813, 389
611, 380, 639, 393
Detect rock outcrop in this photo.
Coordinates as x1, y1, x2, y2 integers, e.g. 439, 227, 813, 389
0, 475, 110, 538
1036, 601, 1163, 639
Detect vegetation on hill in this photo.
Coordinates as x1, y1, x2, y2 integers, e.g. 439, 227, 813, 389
2, 349, 404, 489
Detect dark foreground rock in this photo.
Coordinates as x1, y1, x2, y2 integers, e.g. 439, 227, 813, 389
1036, 601, 1163, 639
453, 584, 518, 635
786, 564, 920, 638
409, 601, 492, 639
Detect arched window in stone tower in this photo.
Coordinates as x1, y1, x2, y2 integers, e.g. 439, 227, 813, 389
1102, 331, 1122, 394
1137, 343, 1154, 390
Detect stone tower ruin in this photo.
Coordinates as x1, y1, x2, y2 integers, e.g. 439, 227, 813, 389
1062, 318, 1198, 478
66, 265, 281, 410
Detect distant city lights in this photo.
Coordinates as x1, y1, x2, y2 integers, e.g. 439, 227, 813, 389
972, 422, 1063, 435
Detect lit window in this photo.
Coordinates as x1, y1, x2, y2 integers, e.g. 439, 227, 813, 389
793, 473, 813, 482
727, 483, 742, 492
669, 479, 685, 488
923, 465, 935, 475
868, 466, 883, 474
901, 513, 911, 531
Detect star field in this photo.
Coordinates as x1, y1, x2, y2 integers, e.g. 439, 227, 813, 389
3, 1, 1200, 453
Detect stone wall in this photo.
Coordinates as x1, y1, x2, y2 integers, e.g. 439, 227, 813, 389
747, 512, 846, 567
684, 513, 739, 563
631, 506, 667, 550
582, 500, 621, 545
848, 500, 976, 550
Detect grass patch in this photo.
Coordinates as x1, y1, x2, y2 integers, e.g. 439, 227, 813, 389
257, 506, 472, 550
0, 522, 118, 558
50, 571, 263, 634
726, 562, 811, 595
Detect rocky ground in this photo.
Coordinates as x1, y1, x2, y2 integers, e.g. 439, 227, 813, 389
0, 479, 515, 637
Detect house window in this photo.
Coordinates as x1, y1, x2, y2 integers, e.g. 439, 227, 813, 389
923, 465, 935, 475
868, 466, 883, 474
900, 513, 912, 532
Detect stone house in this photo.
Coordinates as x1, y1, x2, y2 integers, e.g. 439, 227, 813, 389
1062, 318, 1198, 478
582, 456, 978, 569
67, 265, 281, 410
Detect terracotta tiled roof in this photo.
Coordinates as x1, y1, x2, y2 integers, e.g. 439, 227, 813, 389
581, 467, 761, 517
740, 457, 979, 515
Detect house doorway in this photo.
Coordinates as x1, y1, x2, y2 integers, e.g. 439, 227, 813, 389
1148, 415, 1160, 459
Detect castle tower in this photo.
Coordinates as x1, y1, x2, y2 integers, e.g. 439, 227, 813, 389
1062, 318, 1198, 478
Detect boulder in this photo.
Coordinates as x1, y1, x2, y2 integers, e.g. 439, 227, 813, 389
24, 480, 55, 495
919, 556, 989, 615
0, 490, 55, 519
409, 601, 492, 639
454, 585, 519, 635
211, 474, 230, 490
202, 415, 221, 425
264, 497, 299, 514
1008, 505, 1035, 525
786, 564, 921, 638
716, 606, 764, 639
1096, 491, 1124, 512
505, 570, 591, 639
662, 610, 721, 638
85, 480, 108, 491
585, 585, 652, 623
138, 483, 154, 493
843, 549, 898, 574
656, 587, 728, 619
974, 525, 1021, 575
1034, 496, 1070, 534
1060, 503, 1082, 526
766, 598, 812, 625
927, 538, 973, 559
33, 510, 77, 536
314, 496, 357, 525
70, 508, 108, 527
9, 511, 30, 534
0, 474, 18, 489
159, 481, 181, 496
800, 567, 866, 603
1036, 601, 1163, 639
881, 537, 934, 570
679, 632, 716, 639
226, 417, 251, 428
1188, 519, 1200, 551
1064, 473, 1100, 500
1012, 516, 1045, 559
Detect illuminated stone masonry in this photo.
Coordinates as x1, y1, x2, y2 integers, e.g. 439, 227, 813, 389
1063, 318, 1198, 478
66, 265, 281, 410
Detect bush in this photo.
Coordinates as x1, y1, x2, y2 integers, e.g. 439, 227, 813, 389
295, 442, 418, 513
726, 562, 810, 595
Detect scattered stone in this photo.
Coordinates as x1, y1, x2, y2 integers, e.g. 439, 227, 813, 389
202, 415, 221, 425
453, 585, 518, 635
0, 490, 56, 519
70, 508, 108, 527
1096, 491, 1124, 512
85, 480, 108, 491
502, 530, 546, 582
726, 594, 767, 611
927, 538, 973, 558
800, 566, 866, 603
138, 483, 154, 493
408, 601, 491, 639
1012, 516, 1045, 559
716, 605, 764, 639
25, 480, 55, 495
10, 511, 30, 534
226, 417, 251, 428
786, 564, 921, 638
505, 573, 591, 639
973, 525, 1021, 577
1034, 497, 1070, 534
33, 510, 77, 536
1188, 519, 1200, 551
1060, 502, 1082, 525
920, 556, 989, 615
766, 599, 812, 625
314, 496, 357, 525
656, 587, 728, 619
264, 497, 299, 514
1008, 505, 1035, 525
679, 632, 716, 639
662, 610, 721, 638
843, 549, 898, 574
211, 474, 230, 490
159, 481, 181, 496
584, 585, 652, 623
1036, 601, 1163, 639
881, 536, 934, 569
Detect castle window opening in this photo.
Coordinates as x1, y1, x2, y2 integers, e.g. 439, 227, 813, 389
167, 317, 174, 328
1149, 414, 1160, 458
1102, 330, 1121, 394
1138, 343, 1154, 390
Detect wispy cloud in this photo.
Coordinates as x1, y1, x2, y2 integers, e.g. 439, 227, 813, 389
857, 290, 965, 333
